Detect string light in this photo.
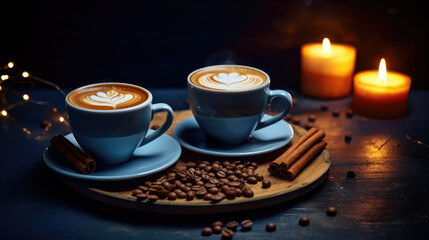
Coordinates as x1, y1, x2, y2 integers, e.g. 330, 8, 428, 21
1, 61, 68, 138
22, 71, 29, 78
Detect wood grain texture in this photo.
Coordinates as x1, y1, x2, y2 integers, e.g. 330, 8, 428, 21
60, 110, 330, 214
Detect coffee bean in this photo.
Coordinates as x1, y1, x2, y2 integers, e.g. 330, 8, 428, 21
162, 182, 171, 189
167, 192, 177, 200
205, 183, 216, 189
347, 171, 356, 178
265, 222, 276, 232
177, 191, 187, 199
346, 109, 354, 118
291, 116, 301, 125
255, 173, 264, 181
241, 219, 253, 229
226, 221, 239, 230
136, 193, 148, 200
208, 187, 219, 194
243, 188, 254, 198
138, 185, 149, 192
228, 181, 241, 188
326, 206, 337, 216
186, 191, 196, 200
147, 194, 159, 202
225, 189, 237, 199
212, 225, 222, 234
305, 123, 315, 130
345, 134, 352, 142
157, 189, 170, 199
204, 193, 213, 200
186, 161, 197, 168
217, 171, 227, 178
332, 109, 340, 117
250, 162, 258, 168
247, 176, 258, 184
262, 180, 272, 188
235, 188, 242, 197
196, 189, 207, 199
221, 229, 234, 238
308, 114, 316, 122
132, 189, 143, 196
241, 173, 249, 179
321, 103, 329, 111
234, 170, 242, 177
211, 193, 224, 202
201, 227, 212, 236
182, 186, 191, 192
299, 216, 310, 226
173, 189, 182, 194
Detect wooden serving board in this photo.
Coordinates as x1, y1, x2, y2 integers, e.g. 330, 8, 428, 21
59, 110, 330, 214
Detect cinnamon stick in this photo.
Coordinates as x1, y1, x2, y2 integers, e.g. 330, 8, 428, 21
50, 135, 96, 174
271, 127, 318, 169
276, 128, 325, 169
284, 140, 327, 180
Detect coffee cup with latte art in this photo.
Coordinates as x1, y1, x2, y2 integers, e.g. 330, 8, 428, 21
188, 65, 293, 145
66, 83, 174, 165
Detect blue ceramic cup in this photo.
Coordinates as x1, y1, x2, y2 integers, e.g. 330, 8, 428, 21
66, 82, 173, 165
188, 65, 292, 145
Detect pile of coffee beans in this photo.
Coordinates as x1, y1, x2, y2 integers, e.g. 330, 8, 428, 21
132, 160, 269, 203
201, 220, 255, 238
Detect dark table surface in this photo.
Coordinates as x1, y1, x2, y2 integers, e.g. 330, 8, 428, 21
1, 88, 428, 240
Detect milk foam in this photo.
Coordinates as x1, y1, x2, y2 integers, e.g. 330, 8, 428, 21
198, 72, 265, 91
83, 90, 135, 109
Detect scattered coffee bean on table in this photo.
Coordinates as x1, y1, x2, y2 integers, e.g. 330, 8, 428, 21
242, 188, 254, 198
305, 122, 315, 130
212, 221, 223, 228
265, 222, 276, 232
326, 206, 337, 216
221, 229, 234, 239
346, 171, 356, 178
332, 109, 340, 117
246, 176, 258, 184
291, 116, 301, 125
345, 134, 352, 142
226, 221, 239, 231
212, 225, 223, 234
201, 227, 212, 236
262, 180, 272, 188
346, 109, 354, 118
321, 103, 329, 111
241, 219, 253, 229
299, 216, 310, 226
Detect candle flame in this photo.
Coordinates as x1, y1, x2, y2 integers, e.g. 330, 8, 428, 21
378, 58, 387, 84
322, 38, 331, 55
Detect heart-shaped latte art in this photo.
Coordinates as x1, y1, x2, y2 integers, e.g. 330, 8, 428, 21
83, 90, 134, 109
198, 72, 265, 91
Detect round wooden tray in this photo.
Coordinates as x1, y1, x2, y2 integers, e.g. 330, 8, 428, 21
59, 110, 330, 214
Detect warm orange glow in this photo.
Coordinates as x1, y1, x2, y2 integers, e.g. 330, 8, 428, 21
378, 58, 387, 84
8, 62, 14, 68
322, 38, 331, 55
1, 110, 7, 117
1, 75, 9, 81
22, 71, 29, 78
59, 116, 65, 122
23, 94, 29, 101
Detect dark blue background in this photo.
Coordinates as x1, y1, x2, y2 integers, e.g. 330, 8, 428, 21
1, 0, 428, 90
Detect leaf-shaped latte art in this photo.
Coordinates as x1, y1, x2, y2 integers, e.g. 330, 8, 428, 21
83, 90, 134, 109
198, 72, 265, 91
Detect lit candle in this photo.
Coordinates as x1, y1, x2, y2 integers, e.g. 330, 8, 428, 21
301, 38, 356, 99
352, 58, 411, 118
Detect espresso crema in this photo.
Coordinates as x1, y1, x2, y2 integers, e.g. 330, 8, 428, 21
190, 65, 268, 91
67, 83, 148, 110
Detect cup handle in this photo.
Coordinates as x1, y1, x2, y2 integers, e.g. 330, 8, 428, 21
139, 103, 174, 147
255, 90, 293, 131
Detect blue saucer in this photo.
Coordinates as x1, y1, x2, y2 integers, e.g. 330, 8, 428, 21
173, 116, 293, 157
43, 130, 181, 181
